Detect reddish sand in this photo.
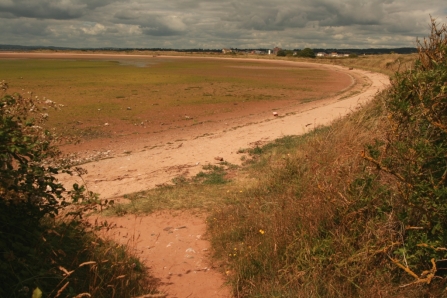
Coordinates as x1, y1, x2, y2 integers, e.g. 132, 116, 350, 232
93, 211, 231, 298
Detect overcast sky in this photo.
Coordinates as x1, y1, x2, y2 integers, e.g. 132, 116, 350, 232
0, 0, 446, 49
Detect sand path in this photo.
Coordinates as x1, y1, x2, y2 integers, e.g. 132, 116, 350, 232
62, 59, 389, 298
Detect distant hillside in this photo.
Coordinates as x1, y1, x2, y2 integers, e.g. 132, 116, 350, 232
0, 44, 74, 51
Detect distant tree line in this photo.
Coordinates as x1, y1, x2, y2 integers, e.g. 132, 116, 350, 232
277, 48, 316, 58
0, 44, 417, 55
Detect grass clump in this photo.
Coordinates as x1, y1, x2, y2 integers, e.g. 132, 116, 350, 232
194, 164, 229, 185
108, 162, 239, 215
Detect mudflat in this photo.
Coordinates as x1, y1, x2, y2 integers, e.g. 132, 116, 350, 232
0, 52, 352, 155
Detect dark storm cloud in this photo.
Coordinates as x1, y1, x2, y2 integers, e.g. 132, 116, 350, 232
113, 10, 187, 36
1, 18, 50, 36
0, 0, 83, 19
310, 0, 387, 26
0, 0, 446, 48
0, 0, 119, 20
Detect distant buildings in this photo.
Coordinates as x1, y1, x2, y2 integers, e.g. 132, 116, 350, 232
222, 48, 233, 54
222, 47, 356, 57
316, 52, 351, 58
272, 47, 282, 55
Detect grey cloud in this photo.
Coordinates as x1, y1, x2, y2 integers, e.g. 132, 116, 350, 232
0, 18, 50, 37
112, 8, 188, 37
77, 0, 121, 9
139, 16, 187, 36
0, 11, 15, 19
0, 0, 446, 49
314, 0, 386, 26
240, 10, 308, 31
114, 10, 139, 20
0, 0, 119, 20
0, 0, 84, 19
140, 26, 183, 36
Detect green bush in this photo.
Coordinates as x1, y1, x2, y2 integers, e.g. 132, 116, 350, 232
0, 82, 153, 297
297, 48, 316, 58
0, 82, 70, 296
364, 18, 447, 283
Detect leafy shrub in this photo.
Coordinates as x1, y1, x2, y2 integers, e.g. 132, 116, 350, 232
363, 18, 447, 284
0, 82, 71, 296
0, 83, 154, 297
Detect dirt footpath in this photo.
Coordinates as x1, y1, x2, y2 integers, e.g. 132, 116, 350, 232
94, 211, 231, 298
63, 61, 389, 298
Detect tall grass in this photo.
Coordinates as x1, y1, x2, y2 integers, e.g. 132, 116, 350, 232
207, 96, 408, 297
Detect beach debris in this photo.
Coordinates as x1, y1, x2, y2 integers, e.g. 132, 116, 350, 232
127, 107, 131, 110
104, 123, 109, 126
273, 112, 278, 116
